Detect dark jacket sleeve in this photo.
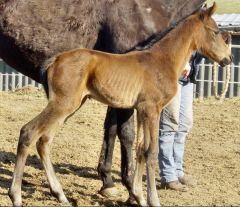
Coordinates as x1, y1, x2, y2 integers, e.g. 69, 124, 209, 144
189, 52, 204, 84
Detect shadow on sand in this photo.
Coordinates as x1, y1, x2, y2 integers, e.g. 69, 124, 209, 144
0, 150, 128, 206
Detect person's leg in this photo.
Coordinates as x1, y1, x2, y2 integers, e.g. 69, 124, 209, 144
173, 82, 193, 179
158, 84, 181, 184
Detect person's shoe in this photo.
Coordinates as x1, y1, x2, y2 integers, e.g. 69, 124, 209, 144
178, 175, 196, 187
160, 180, 188, 192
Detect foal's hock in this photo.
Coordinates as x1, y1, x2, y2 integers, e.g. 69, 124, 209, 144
9, 3, 231, 207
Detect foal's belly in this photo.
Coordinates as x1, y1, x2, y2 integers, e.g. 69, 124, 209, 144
88, 69, 144, 108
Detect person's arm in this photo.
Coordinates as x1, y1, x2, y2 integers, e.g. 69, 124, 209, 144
189, 52, 204, 84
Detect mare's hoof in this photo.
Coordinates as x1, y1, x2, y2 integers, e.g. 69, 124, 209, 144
98, 186, 120, 198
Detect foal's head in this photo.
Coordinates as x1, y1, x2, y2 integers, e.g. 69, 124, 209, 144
194, 2, 232, 67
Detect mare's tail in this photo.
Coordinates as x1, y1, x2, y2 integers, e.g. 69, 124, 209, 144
40, 69, 49, 98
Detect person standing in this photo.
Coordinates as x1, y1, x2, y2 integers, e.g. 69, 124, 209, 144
159, 52, 203, 191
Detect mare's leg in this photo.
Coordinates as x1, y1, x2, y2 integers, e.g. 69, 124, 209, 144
98, 107, 118, 196
116, 109, 135, 203
8, 99, 81, 206
98, 108, 135, 202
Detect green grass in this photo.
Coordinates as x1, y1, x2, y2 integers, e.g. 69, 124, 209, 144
207, 0, 240, 13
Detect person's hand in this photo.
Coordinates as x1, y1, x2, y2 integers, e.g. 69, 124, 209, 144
181, 62, 191, 78
181, 69, 190, 78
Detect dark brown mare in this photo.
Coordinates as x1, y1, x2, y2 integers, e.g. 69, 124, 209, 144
0, 0, 205, 204
8, 3, 232, 206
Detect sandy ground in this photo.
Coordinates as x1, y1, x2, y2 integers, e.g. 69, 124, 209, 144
0, 89, 240, 206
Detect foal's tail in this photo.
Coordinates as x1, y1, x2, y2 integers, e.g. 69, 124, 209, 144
40, 56, 57, 99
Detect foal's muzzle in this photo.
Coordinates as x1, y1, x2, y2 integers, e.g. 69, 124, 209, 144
219, 55, 233, 67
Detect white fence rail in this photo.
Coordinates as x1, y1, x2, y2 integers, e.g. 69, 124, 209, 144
0, 72, 42, 91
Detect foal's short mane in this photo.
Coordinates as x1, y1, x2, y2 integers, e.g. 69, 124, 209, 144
125, 7, 202, 53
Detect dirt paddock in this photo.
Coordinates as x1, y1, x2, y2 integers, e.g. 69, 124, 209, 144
0, 89, 239, 206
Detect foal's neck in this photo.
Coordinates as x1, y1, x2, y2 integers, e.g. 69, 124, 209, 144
150, 18, 198, 77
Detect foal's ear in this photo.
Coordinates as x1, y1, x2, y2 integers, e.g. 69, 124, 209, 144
199, 2, 217, 20
202, 3, 207, 9
206, 2, 217, 17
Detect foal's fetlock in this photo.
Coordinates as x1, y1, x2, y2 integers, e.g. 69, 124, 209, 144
8, 188, 22, 207
132, 189, 147, 206
50, 188, 68, 203
148, 198, 160, 207
126, 193, 137, 205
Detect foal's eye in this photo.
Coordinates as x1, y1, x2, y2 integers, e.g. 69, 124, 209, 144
214, 30, 220, 35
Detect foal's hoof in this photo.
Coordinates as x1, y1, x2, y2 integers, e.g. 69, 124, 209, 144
8, 190, 22, 207
126, 196, 138, 206
98, 186, 120, 198
50, 189, 69, 204
59, 195, 69, 204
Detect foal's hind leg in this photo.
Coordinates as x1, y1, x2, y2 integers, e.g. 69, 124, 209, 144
8, 101, 79, 206
36, 135, 68, 203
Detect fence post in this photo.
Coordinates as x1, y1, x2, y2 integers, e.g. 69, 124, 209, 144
24, 75, 28, 87
0, 73, 3, 91
11, 71, 16, 91
30, 79, 35, 87
207, 64, 212, 97
193, 84, 196, 99
213, 62, 219, 98
222, 66, 226, 95
18, 72, 23, 89
5, 73, 8, 91
237, 63, 240, 97
229, 63, 234, 98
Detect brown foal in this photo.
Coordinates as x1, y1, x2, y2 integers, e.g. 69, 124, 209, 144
9, 3, 231, 206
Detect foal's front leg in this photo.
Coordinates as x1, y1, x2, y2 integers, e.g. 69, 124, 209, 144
133, 107, 160, 207
145, 112, 160, 206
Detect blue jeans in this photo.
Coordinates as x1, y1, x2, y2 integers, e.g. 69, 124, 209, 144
158, 82, 193, 183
